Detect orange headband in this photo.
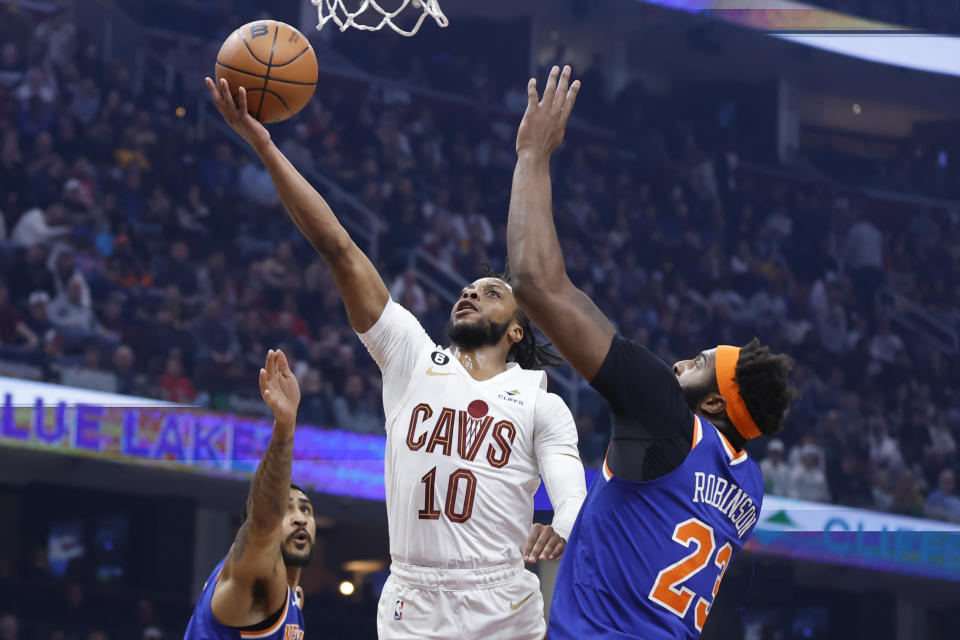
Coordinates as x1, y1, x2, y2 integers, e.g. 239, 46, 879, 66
714, 345, 762, 440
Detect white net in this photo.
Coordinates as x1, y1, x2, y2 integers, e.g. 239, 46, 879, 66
462, 415, 483, 453
313, 0, 449, 37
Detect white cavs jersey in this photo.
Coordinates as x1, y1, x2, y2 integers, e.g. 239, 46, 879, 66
359, 300, 580, 569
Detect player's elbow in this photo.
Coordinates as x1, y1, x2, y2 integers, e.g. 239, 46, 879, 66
513, 272, 569, 312
315, 233, 354, 260
511, 271, 552, 303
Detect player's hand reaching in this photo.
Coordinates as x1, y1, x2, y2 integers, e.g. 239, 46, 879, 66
259, 349, 300, 432
521, 523, 567, 563
204, 76, 271, 152
516, 65, 580, 159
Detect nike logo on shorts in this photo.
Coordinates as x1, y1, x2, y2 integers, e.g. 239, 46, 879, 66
509, 593, 534, 610
426, 367, 455, 376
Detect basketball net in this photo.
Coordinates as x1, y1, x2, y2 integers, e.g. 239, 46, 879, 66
312, 0, 449, 37
463, 414, 483, 452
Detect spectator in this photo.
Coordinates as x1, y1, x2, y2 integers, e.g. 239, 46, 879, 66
788, 434, 825, 470
868, 314, 907, 374
831, 452, 873, 508
9, 202, 69, 248
0, 279, 38, 351
925, 469, 960, 523
152, 241, 198, 297
890, 468, 925, 517
0, 43, 25, 89
238, 157, 280, 207
69, 76, 100, 125
175, 184, 212, 236
867, 415, 903, 469
279, 123, 318, 175
787, 443, 831, 503
148, 308, 195, 365
14, 64, 57, 105
253, 242, 301, 294
759, 439, 791, 496
48, 244, 91, 306
333, 374, 383, 433
923, 412, 957, 478
33, 10, 76, 65
24, 291, 53, 343
843, 210, 884, 311
111, 345, 137, 396
158, 354, 197, 403
190, 300, 239, 396
0, 0, 34, 49
390, 268, 427, 316
574, 413, 607, 468
815, 278, 849, 356
300, 368, 334, 426
201, 143, 238, 196
49, 274, 98, 333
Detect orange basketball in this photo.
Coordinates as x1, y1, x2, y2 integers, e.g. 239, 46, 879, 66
215, 20, 318, 124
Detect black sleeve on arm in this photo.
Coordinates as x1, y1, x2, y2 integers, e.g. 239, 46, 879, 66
590, 334, 695, 482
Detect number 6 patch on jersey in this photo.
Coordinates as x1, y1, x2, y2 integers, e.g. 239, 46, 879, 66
394, 599, 404, 620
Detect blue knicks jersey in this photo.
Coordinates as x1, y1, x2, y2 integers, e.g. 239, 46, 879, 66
549, 416, 763, 640
184, 558, 305, 640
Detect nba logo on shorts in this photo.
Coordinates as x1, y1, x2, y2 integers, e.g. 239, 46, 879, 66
394, 599, 404, 620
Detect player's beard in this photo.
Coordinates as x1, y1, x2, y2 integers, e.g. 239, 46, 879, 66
282, 530, 315, 568
681, 379, 715, 415
447, 316, 511, 350
282, 542, 314, 568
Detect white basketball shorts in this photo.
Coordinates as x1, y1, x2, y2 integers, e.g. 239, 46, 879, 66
376, 560, 546, 640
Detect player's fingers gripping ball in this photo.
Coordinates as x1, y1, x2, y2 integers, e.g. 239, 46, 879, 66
215, 20, 318, 123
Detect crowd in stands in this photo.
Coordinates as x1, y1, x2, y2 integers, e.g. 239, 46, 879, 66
1, 2, 960, 527
0, 1, 960, 639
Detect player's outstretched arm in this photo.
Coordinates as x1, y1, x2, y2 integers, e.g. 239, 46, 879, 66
507, 66, 615, 382
204, 77, 389, 333
211, 349, 301, 627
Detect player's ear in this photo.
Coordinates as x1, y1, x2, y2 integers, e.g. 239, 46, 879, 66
699, 392, 726, 417
508, 321, 524, 346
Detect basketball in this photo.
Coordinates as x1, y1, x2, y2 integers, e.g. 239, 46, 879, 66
214, 20, 318, 124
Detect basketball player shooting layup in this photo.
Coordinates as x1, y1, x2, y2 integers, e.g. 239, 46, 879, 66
205, 76, 588, 640
185, 349, 311, 640
506, 66, 796, 639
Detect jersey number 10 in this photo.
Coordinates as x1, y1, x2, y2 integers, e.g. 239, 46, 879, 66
648, 518, 732, 632
418, 467, 478, 523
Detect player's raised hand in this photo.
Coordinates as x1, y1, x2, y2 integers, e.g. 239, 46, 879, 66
204, 76, 271, 152
516, 65, 580, 158
259, 349, 301, 431
521, 523, 567, 563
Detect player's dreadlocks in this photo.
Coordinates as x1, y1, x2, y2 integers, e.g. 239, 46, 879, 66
733, 338, 797, 436
481, 261, 563, 370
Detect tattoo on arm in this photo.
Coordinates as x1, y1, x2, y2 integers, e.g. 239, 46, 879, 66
231, 523, 250, 563
245, 432, 294, 530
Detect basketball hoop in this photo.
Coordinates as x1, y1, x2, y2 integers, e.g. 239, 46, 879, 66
461, 400, 490, 456
313, 0, 449, 37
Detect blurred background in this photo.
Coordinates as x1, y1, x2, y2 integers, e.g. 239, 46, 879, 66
1, 0, 959, 638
